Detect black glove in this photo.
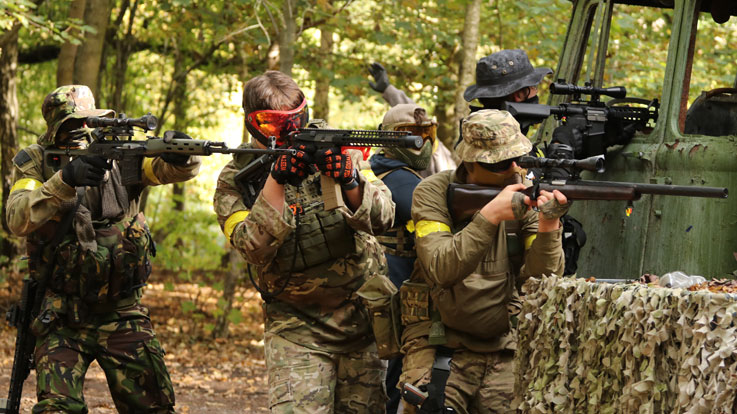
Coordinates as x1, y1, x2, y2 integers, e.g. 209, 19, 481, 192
368, 62, 390, 93
160, 130, 192, 166
61, 155, 111, 187
314, 147, 358, 189
270, 145, 313, 186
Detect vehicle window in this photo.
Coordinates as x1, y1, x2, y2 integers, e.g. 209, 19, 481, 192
578, 4, 672, 104
681, 11, 737, 136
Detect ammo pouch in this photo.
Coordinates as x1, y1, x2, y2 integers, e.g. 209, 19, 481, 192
431, 272, 514, 339
357, 274, 402, 360
275, 203, 355, 273
50, 212, 155, 304
400, 281, 431, 325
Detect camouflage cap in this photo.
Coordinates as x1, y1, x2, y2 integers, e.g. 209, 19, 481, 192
456, 109, 532, 163
39, 85, 114, 145
381, 103, 436, 131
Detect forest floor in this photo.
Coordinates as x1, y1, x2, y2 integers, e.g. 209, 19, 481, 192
0, 268, 269, 413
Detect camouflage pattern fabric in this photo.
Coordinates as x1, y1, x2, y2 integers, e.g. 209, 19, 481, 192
456, 110, 532, 164
515, 275, 737, 413
265, 333, 386, 414
537, 196, 570, 220
400, 337, 515, 414
39, 85, 114, 146
33, 301, 174, 414
213, 145, 394, 353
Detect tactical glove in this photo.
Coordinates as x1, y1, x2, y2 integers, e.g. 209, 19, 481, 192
160, 130, 192, 166
538, 197, 571, 220
61, 155, 111, 187
315, 147, 358, 189
270, 144, 313, 186
368, 62, 390, 93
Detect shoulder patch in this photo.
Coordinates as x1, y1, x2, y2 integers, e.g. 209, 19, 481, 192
13, 150, 32, 168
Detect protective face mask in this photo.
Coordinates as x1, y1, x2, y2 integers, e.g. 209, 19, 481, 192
385, 140, 433, 170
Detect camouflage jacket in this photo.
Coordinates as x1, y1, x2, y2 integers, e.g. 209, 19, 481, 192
214, 144, 395, 352
404, 168, 564, 353
6, 144, 200, 237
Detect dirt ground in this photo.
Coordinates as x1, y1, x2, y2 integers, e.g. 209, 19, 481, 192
0, 272, 270, 413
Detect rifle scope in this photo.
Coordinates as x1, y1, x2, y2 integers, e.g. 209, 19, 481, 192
551, 83, 627, 99
86, 113, 158, 131
518, 155, 605, 173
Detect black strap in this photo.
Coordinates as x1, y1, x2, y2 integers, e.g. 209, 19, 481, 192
420, 346, 455, 414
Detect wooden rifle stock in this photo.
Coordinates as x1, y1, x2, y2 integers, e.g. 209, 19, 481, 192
447, 180, 728, 225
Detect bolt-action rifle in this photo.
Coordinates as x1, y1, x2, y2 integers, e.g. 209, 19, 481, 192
43, 113, 296, 186
503, 81, 660, 158
235, 128, 424, 209
447, 155, 728, 226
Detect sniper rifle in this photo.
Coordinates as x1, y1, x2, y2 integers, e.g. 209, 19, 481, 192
448, 155, 728, 226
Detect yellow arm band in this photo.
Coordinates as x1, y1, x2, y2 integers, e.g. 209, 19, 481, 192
360, 169, 379, 183
405, 220, 416, 233
224, 210, 250, 239
142, 158, 162, 185
415, 220, 451, 238
10, 178, 42, 193
525, 234, 537, 250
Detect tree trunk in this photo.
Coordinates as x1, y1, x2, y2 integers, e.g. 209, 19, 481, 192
313, 28, 334, 121
453, 0, 482, 142
57, 0, 87, 86
0, 28, 20, 265
73, 0, 112, 96
171, 53, 188, 212
213, 248, 243, 338
278, 0, 297, 76
111, 0, 138, 112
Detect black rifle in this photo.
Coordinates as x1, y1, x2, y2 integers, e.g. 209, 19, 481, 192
1, 190, 82, 414
503, 81, 660, 158
235, 128, 424, 208
447, 155, 728, 226
43, 113, 295, 186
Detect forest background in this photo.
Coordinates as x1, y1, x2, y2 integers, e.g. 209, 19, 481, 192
0, 0, 734, 411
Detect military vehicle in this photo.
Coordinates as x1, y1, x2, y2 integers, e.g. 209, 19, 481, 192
534, 0, 737, 279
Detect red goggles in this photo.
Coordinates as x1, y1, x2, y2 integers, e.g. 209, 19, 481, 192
246, 99, 308, 146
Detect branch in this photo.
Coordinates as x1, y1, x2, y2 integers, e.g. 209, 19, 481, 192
298, 0, 354, 35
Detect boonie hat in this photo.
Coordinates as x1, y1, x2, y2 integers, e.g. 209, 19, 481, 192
39, 85, 114, 145
456, 109, 532, 163
464, 49, 552, 102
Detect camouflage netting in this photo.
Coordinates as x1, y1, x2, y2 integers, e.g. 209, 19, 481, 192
514, 275, 737, 414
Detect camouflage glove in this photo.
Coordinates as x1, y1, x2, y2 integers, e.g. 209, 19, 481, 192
511, 192, 529, 221
314, 147, 358, 189
538, 197, 571, 220
61, 155, 111, 187
270, 144, 313, 186
368, 62, 390, 93
160, 130, 192, 166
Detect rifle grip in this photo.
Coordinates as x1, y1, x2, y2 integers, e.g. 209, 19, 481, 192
320, 175, 345, 210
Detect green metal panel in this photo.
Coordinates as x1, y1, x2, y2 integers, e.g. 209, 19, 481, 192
552, 0, 737, 278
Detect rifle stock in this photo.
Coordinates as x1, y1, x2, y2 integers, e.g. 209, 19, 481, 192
447, 181, 728, 225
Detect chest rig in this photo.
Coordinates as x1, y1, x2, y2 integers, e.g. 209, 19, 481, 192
375, 167, 423, 258
274, 173, 356, 273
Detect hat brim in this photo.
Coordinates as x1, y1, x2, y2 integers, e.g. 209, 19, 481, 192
46, 109, 115, 142
464, 67, 553, 102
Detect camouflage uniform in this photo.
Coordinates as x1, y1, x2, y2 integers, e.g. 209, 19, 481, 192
400, 110, 565, 414
213, 142, 395, 413
6, 85, 201, 414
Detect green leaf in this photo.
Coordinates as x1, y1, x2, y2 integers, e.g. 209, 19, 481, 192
181, 301, 196, 313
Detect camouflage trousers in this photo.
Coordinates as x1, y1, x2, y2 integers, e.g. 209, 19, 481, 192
264, 332, 387, 414
399, 338, 515, 414
32, 300, 175, 414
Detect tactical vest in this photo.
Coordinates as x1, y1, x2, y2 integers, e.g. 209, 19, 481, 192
27, 146, 154, 305
375, 167, 423, 258
273, 172, 356, 273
